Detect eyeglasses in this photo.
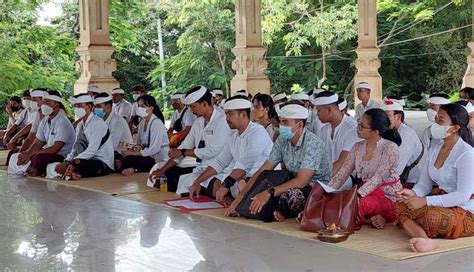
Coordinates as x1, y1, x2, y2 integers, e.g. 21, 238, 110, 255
357, 123, 371, 131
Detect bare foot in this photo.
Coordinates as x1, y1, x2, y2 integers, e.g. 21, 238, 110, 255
409, 237, 440, 253
71, 172, 82, 180
121, 168, 135, 176
221, 195, 234, 207
25, 167, 40, 177
370, 215, 386, 229
273, 211, 286, 222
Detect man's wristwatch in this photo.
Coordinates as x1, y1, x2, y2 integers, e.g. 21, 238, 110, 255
267, 187, 275, 198
223, 176, 237, 189
180, 149, 186, 156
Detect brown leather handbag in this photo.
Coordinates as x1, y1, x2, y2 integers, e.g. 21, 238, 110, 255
300, 183, 359, 233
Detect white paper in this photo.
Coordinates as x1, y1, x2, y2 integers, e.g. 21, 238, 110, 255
167, 199, 224, 209
317, 181, 339, 193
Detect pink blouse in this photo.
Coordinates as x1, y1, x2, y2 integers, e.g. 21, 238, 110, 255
329, 138, 402, 201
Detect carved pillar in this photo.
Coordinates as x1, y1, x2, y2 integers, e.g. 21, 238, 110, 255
462, 0, 474, 88
354, 0, 382, 103
74, 0, 119, 94
230, 0, 270, 96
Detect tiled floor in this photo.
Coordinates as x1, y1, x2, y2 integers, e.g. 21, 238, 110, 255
0, 172, 472, 272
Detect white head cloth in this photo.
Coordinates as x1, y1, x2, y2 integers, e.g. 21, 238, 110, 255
338, 99, 348, 111
463, 102, 474, 113
212, 89, 224, 96
94, 96, 112, 105
381, 98, 404, 111
272, 93, 287, 102
43, 94, 62, 103
291, 93, 309, 101
70, 95, 93, 105
30, 90, 45, 98
276, 104, 309, 119
224, 98, 252, 110
428, 96, 450, 105
171, 93, 184, 100
112, 88, 125, 94
313, 88, 326, 95
183, 86, 207, 105
311, 93, 339, 106
87, 85, 101, 93
355, 82, 371, 90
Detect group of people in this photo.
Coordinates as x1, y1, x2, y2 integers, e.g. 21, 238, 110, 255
2, 82, 473, 253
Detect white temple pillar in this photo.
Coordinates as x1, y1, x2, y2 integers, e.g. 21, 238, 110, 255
74, 0, 119, 94
230, 0, 270, 96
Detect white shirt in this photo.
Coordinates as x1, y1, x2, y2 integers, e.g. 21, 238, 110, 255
137, 115, 169, 162
178, 108, 232, 169
12, 108, 28, 129
66, 114, 115, 170
169, 107, 197, 131
112, 99, 132, 120
30, 111, 43, 134
421, 125, 441, 151
355, 98, 380, 120
264, 123, 274, 140
306, 109, 322, 135
397, 123, 424, 182
319, 115, 360, 163
209, 122, 273, 178
36, 111, 75, 157
105, 112, 133, 152
413, 138, 474, 212
130, 102, 138, 117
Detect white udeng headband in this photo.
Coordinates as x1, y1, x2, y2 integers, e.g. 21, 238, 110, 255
70, 95, 93, 105
428, 96, 450, 105
338, 99, 348, 111
213, 89, 224, 96
312, 94, 339, 106
183, 86, 207, 105
291, 93, 309, 101
112, 88, 125, 94
355, 82, 371, 90
272, 93, 287, 102
87, 85, 100, 93
171, 93, 184, 100
43, 94, 62, 103
94, 96, 112, 105
463, 102, 474, 113
30, 90, 44, 98
381, 98, 404, 111
313, 88, 325, 95
276, 104, 309, 119
223, 98, 252, 110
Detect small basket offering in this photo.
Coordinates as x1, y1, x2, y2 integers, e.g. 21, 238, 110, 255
316, 223, 350, 243
119, 142, 142, 152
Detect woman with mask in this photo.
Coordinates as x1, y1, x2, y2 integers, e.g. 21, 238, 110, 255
252, 93, 275, 139
396, 103, 474, 253
1, 95, 27, 146
118, 95, 169, 176
328, 108, 403, 230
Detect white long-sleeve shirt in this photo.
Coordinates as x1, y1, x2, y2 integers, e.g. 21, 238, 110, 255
209, 122, 273, 179
413, 138, 474, 212
319, 115, 361, 163
112, 99, 133, 120
397, 123, 424, 182
169, 107, 197, 131
355, 98, 380, 120
105, 112, 133, 152
306, 109, 322, 135
66, 114, 115, 170
177, 108, 231, 169
137, 115, 169, 162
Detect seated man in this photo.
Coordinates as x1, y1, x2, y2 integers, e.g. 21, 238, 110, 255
8, 91, 75, 176
2, 93, 29, 147
313, 91, 360, 185
46, 94, 114, 180
148, 86, 231, 192
185, 96, 273, 201
111, 88, 132, 120
224, 102, 331, 222
354, 82, 381, 120
211, 89, 225, 107
167, 93, 196, 148
421, 93, 451, 150
93, 93, 133, 168
382, 98, 424, 185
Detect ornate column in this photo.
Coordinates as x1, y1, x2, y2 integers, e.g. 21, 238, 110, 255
74, 0, 119, 94
354, 0, 382, 102
462, 0, 474, 88
230, 0, 270, 96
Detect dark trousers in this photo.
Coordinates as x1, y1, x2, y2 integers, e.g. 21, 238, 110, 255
71, 159, 112, 178
30, 153, 64, 175
120, 155, 155, 173
164, 165, 195, 193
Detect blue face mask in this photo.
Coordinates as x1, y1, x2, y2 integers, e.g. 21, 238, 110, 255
279, 125, 293, 140
94, 108, 105, 118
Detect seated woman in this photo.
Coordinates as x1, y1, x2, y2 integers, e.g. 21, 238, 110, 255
328, 108, 403, 229
118, 95, 169, 176
252, 93, 275, 139
395, 103, 473, 253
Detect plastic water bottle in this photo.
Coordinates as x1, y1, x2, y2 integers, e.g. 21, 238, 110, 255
160, 175, 168, 192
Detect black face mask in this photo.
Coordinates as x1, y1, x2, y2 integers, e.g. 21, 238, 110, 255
10, 106, 19, 112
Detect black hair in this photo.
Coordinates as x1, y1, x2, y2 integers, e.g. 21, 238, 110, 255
185, 86, 212, 106
252, 93, 274, 112
393, 110, 405, 123
440, 104, 473, 146
364, 108, 402, 146
280, 100, 307, 127
95, 92, 113, 107
314, 91, 339, 108
22, 90, 31, 97
9, 96, 22, 104
224, 96, 251, 118
137, 95, 165, 123
460, 87, 474, 100
131, 85, 147, 93
429, 93, 450, 99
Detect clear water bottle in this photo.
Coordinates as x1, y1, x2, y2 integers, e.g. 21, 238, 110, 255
159, 175, 168, 192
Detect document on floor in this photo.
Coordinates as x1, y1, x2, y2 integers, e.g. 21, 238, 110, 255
165, 196, 224, 212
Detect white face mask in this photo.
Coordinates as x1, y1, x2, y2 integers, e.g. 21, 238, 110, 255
22, 100, 31, 109
426, 108, 437, 122
430, 123, 452, 140
133, 94, 141, 101
74, 107, 87, 119
137, 107, 148, 118
41, 104, 54, 116
30, 101, 38, 111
